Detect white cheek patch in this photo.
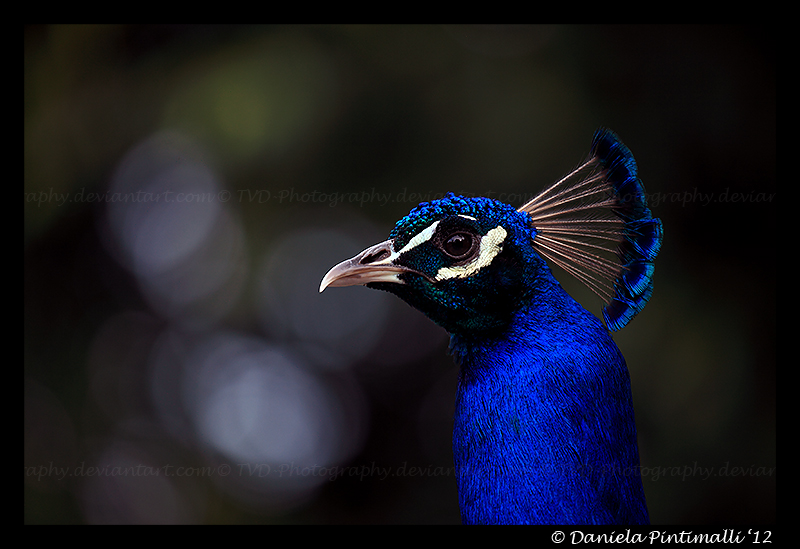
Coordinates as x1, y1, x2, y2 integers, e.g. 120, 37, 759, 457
435, 225, 507, 281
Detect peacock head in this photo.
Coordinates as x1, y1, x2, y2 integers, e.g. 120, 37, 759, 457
320, 193, 548, 336
320, 130, 663, 336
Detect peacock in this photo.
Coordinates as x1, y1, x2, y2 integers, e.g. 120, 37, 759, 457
320, 128, 662, 525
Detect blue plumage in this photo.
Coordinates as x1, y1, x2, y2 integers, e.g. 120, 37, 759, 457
320, 129, 661, 524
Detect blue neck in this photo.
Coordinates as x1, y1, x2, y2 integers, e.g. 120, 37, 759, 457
449, 277, 649, 525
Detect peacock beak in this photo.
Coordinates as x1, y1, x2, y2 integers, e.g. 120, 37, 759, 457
320, 239, 413, 292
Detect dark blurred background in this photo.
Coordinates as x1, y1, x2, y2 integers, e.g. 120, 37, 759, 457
24, 25, 775, 524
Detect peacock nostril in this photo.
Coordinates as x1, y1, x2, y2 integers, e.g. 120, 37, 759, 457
361, 248, 390, 264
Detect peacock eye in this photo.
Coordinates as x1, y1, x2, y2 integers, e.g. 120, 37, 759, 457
443, 232, 475, 259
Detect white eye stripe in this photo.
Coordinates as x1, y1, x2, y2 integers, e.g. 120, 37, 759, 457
398, 220, 440, 256
395, 215, 475, 258
373, 220, 441, 267
435, 225, 507, 281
